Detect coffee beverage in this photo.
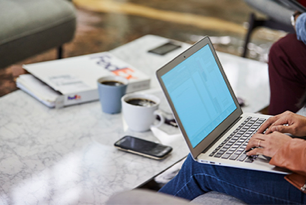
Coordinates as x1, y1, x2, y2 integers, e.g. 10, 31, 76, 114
126, 98, 156, 107
101, 81, 124, 86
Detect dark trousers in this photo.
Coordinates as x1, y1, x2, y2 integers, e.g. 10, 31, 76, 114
159, 154, 306, 204
268, 33, 306, 115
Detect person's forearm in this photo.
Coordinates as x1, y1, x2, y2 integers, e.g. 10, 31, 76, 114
296, 13, 306, 44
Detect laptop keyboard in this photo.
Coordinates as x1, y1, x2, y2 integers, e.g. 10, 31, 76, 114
209, 117, 266, 163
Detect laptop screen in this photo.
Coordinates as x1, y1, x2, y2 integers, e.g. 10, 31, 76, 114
161, 44, 237, 148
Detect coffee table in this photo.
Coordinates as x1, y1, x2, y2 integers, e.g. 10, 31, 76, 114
0, 35, 269, 204
111, 35, 270, 113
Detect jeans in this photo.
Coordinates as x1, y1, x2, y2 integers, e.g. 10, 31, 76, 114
159, 154, 306, 204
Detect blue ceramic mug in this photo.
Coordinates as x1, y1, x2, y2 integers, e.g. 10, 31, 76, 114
97, 76, 128, 114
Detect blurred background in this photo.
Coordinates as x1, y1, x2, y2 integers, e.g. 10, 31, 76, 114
0, 0, 286, 97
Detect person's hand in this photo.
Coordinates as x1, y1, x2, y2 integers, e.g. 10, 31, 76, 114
257, 111, 306, 137
246, 132, 292, 157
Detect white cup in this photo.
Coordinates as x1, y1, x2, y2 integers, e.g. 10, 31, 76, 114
121, 93, 165, 132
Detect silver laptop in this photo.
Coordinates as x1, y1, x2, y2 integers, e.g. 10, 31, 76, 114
156, 36, 289, 174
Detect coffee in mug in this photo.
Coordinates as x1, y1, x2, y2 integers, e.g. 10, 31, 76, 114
101, 81, 124, 86
126, 98, 156, 107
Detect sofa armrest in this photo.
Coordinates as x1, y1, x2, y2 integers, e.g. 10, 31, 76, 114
106, 190, 190, 205
244, 0, 293, 26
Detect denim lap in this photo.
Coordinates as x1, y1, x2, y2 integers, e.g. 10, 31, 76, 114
159, 154, 305, 204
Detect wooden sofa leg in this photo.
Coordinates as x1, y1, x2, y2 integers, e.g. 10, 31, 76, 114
242, 13, 256, 58
57, 46, 63, 59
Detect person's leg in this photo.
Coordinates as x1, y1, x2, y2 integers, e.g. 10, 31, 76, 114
268, 33, 306, 115
159, 154, 306, 204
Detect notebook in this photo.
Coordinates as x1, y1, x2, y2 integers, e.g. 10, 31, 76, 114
156, 36, 289, 174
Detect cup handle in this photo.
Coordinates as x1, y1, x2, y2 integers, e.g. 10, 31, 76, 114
152, 110, 165, 128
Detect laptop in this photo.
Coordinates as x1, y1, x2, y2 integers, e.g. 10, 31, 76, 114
156, 36, 289, 174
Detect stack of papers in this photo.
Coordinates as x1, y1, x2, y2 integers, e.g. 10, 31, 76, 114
16, 52, 151, 108
17, 74, 61, 108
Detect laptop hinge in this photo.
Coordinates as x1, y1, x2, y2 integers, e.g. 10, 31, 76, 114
202, 116, 243, 154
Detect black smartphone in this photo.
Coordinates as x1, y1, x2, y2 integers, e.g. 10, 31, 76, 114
148, 41, 181, 55
114, 135, 173, 160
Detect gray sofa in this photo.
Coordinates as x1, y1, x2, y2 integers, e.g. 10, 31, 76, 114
244, 0, 294, 26
0, 0, 76, 69
106, 189, 246, 205
242, 0, 295, 57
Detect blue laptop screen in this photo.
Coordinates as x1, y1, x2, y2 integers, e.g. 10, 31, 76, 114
161, 44, 237, 148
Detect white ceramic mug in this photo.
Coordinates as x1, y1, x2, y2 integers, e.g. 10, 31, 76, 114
121, 93, 165, 132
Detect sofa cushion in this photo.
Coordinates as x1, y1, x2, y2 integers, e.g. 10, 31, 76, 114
106, 189, 191, 205
0, 0, 76, 68
244, 0, 293, 26
106, 189, 247, 205
191, 191, 247, 205
0, 0, 75, 45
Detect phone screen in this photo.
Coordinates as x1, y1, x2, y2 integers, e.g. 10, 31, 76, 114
148, 42, 181, 55
114, 136, 172, 159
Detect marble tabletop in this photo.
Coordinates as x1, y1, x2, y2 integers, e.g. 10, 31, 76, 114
0, 89, 187, 205
111, 35, 270, 113
0, 35, 270, 204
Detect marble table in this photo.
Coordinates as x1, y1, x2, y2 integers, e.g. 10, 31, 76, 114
111, 35, 270, 113
0, 35, 269, 204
